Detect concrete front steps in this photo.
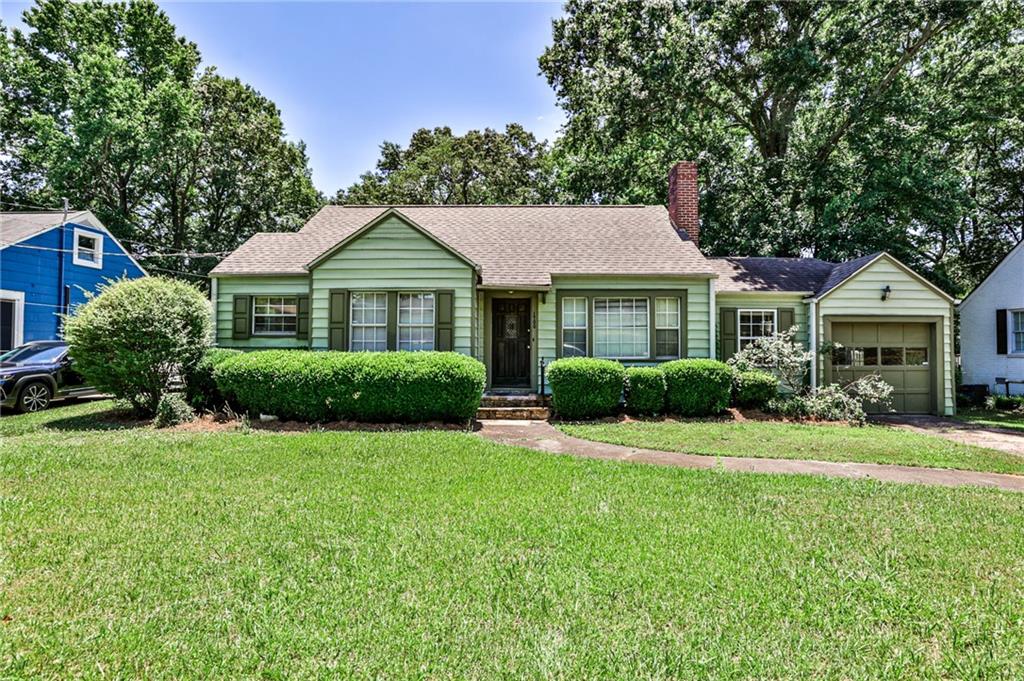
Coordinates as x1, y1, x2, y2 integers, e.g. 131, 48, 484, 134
476, 392, 550, 420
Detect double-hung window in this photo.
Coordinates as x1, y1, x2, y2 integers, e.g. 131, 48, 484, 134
1013, 311, 1024, 354
398, 293, 435, 351
738, 309, 776, 349
655, 297, 681, 359
72, 228, 103, 268
252, 296, 298, 335
561, 297, 588, 357
350, 292, 387, 351
594, 297, 649, 359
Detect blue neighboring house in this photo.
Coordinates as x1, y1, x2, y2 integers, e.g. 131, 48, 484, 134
0, 210, 147, 351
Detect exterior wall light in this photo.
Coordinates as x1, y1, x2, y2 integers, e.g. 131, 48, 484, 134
881, 285, 892, 301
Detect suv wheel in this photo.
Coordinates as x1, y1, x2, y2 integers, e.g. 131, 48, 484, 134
18, 381, 52, 413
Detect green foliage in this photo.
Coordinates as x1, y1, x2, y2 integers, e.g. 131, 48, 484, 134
540, 1, 1024, 293
986, 395, 1024, 412
62, 277, 210, 416
182, 348, 242, 411
547, 358, 625, 420
333, 124, 561, 204
733, 370, 779, 409
767, 374, 894, 426
2, 0, 321, 278
661, 359, 733, 417
214, 351, 485, 423
624, 367, 666, 416
153, 392, 196, 428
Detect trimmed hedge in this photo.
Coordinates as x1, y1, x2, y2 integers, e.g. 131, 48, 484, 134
183, 348, 242, 410
733, 370, 779, 409
547, 358, 625, 419
624, 367, 666, 416
214, 351, 486, 423
661, 359, 734, 416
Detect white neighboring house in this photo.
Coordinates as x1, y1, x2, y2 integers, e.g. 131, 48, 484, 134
959, 239, 1024, 395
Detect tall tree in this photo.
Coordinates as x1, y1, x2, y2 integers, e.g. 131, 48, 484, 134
334, 124, 561, 205
540, 0, 1024, 292
1, 0, 321, 278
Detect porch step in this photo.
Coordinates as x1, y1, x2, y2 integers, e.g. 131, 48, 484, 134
480, 393, 548, 408
476, 406, 551, 420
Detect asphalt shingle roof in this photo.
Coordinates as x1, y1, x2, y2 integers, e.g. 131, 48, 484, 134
710, 257, 836, 293
0, 210, 92, 246
813, 252, 883, 298
210, 205, 713, 287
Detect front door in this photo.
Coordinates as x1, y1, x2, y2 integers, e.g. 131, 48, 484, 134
0, 301, 14, 352
492, 299, 531, 388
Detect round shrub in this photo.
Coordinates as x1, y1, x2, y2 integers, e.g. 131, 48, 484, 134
183, 348, 242, 410
153, 392, 196, 428
214, 351, 486, 423
661, 359, 733, 417
624, 367, 666, 416
547, 357, 625, 419
63, 277, 210, 416
733, 370, 779, 409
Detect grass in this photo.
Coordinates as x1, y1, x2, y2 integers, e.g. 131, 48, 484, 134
956, 407, 1024, 433
557, 419, 1024, 474
2, 403, 1024, 677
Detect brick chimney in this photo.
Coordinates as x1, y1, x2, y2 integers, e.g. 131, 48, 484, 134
668, 161, 700, 249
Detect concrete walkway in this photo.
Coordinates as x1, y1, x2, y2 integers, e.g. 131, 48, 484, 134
874, 415, 1024, 456
477, 420, 1024, 493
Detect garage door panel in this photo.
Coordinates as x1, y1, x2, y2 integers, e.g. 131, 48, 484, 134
904, 393, 931, 413
903, 324, 929, 345
832, 323, 854, 345
852, 324, 878, 345
904, 371, 930, 392
878, 324, 904, 344
878, 370, 905, 390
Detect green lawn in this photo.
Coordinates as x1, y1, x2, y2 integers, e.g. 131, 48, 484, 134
558, 419, 1024, 474
957, 407, 1024, 433
2, 403, 1024, 677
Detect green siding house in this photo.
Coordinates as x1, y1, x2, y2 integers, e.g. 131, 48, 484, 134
210, 162, 956, 415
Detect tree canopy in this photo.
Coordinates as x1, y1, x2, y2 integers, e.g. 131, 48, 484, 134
1, 0, 321, 278
540, 0, 1024, 293
333, 124, 560, 205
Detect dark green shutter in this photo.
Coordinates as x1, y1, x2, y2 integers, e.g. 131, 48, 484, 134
295, 295, 309, 340
719, 307, 737, 361
329, 289, 348, 350
387, 292, 399, 351
778, 308, 795, 334
232, 295, 251, 340
997, 309, 1008, 355
435, 291, 454, 351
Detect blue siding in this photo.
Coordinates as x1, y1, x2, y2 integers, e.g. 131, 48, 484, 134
0, 221, 145, 343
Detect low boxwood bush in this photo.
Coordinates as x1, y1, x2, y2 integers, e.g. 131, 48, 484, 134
153, 393, 196, 428
183, 348, 242, 410
661, 359, 733, 416
624, 367, 666, 416
547, 358, 625, 419
214, 351, 485, 423
733, 370, 779, 409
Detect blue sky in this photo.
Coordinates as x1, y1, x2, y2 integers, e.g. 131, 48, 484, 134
2, 1, 566, 195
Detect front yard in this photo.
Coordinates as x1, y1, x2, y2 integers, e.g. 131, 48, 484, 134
558, 418, 1024, 474
956, 407, 1024, 433
2, 402, 1024, 677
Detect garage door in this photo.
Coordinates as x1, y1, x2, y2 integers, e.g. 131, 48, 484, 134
829, 322, 934, 414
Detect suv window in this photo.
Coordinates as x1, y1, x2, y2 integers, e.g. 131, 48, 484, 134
1, 344, 67, 365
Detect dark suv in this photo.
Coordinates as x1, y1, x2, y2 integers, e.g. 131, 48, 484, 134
0, 341, 97, 413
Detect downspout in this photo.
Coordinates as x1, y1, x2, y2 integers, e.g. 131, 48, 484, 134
708, 277, 716, 359
808, 297, 818, 391
56, 198, 68, 335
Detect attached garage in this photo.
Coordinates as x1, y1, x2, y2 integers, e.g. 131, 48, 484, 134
813, 253, 956, 416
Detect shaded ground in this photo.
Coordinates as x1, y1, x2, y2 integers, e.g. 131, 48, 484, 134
876, 414, 1024, 456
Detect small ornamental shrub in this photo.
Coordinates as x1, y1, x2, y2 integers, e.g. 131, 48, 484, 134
62, 277, 210, 416
624, 367, 666, 416
214, 351, 486, 423
733, 370, 779, 409
661, 359, 733, 416
766, 374, 894, 425
728, 327, 811, 393
547, 358, 625, 419
153, 393, 196, 428
183, 348, 242, 410
986, 394, 1024, 411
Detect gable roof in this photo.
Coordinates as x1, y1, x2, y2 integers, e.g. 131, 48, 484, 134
959, 238, 1024, 310
210, 205, 714, 286
811, 251, 953, 303
1, 210, 94, 247
711, 257, 834, 293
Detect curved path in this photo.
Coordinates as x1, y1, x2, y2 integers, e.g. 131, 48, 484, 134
477, 420, 1024, 493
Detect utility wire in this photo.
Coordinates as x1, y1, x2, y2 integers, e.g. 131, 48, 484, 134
0, 241, 230, 258
0, 198, 68, 211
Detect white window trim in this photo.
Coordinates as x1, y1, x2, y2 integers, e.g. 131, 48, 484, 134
1011, 309, 1024, 356
561, 296, 588, 357
350, 291, 388, 352
251, 295, 299, 337
593, 297, 650, 360
397, 292, 435, 352
738, 308, 778, 348
72, 227, 103, 269
0, 289, 25, 349
654, 296, 681, 359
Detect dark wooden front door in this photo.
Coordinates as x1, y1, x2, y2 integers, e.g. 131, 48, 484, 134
492, 299, 531, 387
